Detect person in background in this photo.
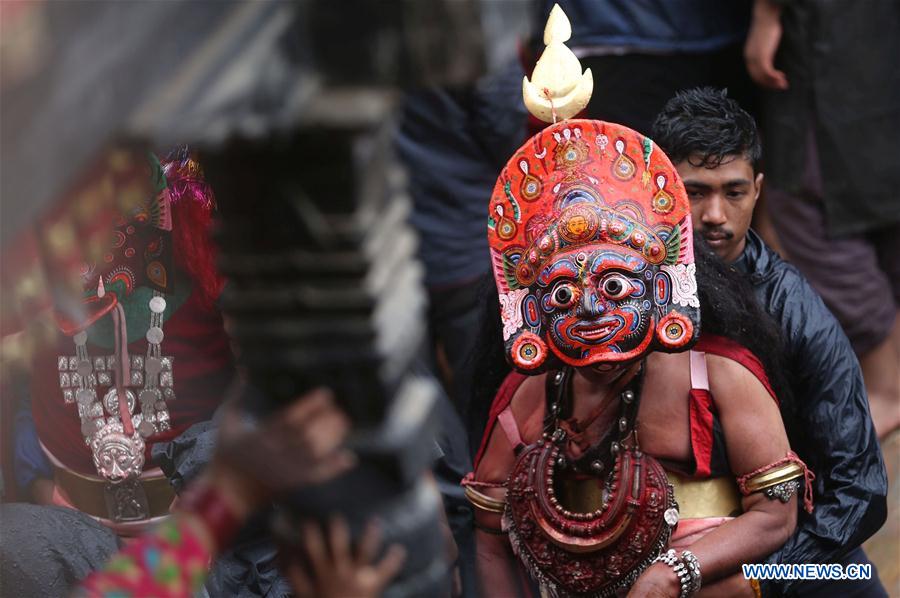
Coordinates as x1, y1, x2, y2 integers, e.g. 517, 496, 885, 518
534, 0, 756, 136
744, 0, 900, 437
532, 0, 787, 264
652, 87, 888, 597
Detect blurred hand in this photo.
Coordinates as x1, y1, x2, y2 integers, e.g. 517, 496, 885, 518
744, 0, 788, 90
286, 518, 406, 598
208, 387, 356, 519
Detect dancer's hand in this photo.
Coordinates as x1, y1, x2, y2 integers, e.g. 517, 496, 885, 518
286, 517, 406, 598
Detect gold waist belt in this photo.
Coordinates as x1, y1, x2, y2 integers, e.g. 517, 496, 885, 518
465, 473, 743, 519
668, 472, 742, 519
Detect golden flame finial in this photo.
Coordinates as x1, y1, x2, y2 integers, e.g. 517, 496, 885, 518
523, 4, 593, 123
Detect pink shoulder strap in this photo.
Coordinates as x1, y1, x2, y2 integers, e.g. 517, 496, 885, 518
497, 406, 525, 452
690, 350, 709, 391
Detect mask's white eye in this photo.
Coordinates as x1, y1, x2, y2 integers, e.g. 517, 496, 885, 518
600, 274, 632, 300
549, 282, 579, 309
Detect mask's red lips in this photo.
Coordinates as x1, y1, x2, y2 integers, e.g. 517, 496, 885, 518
571, 318, 623, 342
574, 323, 615, 340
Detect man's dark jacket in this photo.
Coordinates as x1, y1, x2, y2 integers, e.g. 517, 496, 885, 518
734, 230, 888, 595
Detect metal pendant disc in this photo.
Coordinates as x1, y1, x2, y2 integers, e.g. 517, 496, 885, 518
76, 389, 95, 405
146, 326, 164, 344
138, 419, 156, 438
664, 507, 680, 526
149, 296, 167, 314
103, 388, 136, 414
76, 359, 93, 377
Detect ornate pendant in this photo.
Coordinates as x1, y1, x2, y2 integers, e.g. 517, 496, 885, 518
505, 439, 677, 597
90, 420, 146, 481
103, 478, 150, 522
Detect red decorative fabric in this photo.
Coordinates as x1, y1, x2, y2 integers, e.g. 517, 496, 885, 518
459, 474, 504, 490
685, 334, 779, 479
177, 483, 241, 551
695, 334, 777, 403
164, 153, 223, 310
77, 515, 211, 598
688, 387, 715, 478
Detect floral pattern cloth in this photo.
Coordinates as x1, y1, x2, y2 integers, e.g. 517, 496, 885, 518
77, 516, 209, 598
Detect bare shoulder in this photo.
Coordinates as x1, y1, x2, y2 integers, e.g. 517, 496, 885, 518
474, 373, 547, 484
705, 354, 789, 472
510, 374, 548, 444
705, 353, 777, 410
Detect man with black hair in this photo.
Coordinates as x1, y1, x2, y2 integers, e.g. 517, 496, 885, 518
653, 87, 888, 597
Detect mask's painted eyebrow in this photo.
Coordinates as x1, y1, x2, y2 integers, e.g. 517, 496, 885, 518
587, 253, 645, 276
538, 258, 579, 285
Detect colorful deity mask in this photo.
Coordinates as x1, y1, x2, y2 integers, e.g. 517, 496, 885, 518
489, 120, 700, 371
81, 152, 174, 300
53, 147, 216, 336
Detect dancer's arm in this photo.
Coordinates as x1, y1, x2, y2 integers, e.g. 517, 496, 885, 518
629, 355, 799, 597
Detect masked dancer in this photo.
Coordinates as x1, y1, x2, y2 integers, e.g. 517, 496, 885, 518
464, 7, 812, 597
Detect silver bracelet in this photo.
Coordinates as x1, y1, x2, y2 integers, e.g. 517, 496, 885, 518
654, 549, 692, 597
763, 479, 801, 503
679, 550, 702, 595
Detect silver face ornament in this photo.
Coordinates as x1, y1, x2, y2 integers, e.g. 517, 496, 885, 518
90, 421, 146, 482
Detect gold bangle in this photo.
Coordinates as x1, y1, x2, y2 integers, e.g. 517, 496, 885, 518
749, 577, 762, 598
464, 485, 506, 514
743, 463, 804, 493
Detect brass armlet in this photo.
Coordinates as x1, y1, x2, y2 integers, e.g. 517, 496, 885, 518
742, 462, 804, 494
464, 485, 506, 514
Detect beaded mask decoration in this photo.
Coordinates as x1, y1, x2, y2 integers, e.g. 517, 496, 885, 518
490, 8, 699, 374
